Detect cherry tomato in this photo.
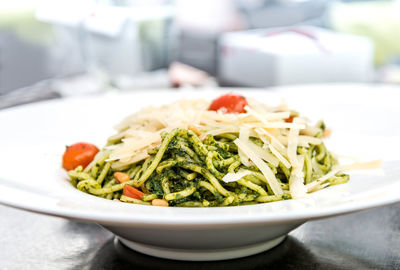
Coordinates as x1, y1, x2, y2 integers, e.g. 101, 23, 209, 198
209, 94, 247, 113
123, 185, 144, 200
62, 142, 99, 171
285, 116, 294, 123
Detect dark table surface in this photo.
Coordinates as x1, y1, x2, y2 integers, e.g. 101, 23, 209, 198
1, 202, 399, 270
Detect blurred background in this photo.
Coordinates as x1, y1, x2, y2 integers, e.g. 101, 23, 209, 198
1, 0, 400, 108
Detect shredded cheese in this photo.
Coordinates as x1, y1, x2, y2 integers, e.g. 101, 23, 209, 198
339, 160, 382, 171
106, 96, 352, 201
287, 118, 301, 169
246, 141, 279, 167
306, 167, 341, 192
254, 128, 287, 155
238, 127, 253, 167
222, 170, 252, 183
289, 155, 306, 199
245, 105, 306, 129
234, 138, 283, 196
268, 144, 291, 169
277, 135, 322, 147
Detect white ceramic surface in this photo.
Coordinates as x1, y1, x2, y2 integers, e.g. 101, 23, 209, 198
0, 84, 400, 260
116, 236, 286, 261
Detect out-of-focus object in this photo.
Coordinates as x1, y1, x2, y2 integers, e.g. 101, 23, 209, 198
236, 0, 328, 28
0, 80, 60, 110
174, 0, 329, 76
36, 2, 173, 80
174, 0, 245, 75
168, 62, 212, 88
0, 2, 59, 94
218, 26, 374, 87
175, 0, 244, 34
328, 1, 400, 66
378, 64, 400, 84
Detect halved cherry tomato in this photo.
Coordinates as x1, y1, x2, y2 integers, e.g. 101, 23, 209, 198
123, 185, 144, 200
209, 94, 247, 113
62, 142, 99, 171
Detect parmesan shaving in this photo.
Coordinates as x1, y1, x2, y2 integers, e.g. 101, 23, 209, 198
268, 144, 291, 169
234, 138, 283, 196
245, 141, 279, 167
238, 127, 253, 167
245, 106, 306, 129
254, 128, 286, 155
300, 126, 321, 136
222, 170, 252, 183
339, 160, 382, 171
277, 135, 322, 147
287, 118, 301, 169
306, 167, 341, 191
308, 181, 330, 193
314, 167, 341, 183
205, 126, 240, 136
289, 155, 306, 199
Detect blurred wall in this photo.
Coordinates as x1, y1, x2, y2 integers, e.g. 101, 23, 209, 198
0, 30, 52, 94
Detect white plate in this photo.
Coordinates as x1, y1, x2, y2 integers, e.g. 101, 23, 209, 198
1, 84, 400, 261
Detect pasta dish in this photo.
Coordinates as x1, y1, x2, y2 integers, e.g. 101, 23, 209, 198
63, 94, 349, 207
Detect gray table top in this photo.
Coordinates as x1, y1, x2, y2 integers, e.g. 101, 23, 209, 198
1, 202, 399, 270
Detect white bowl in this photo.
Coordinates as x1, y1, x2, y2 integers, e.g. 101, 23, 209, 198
1, 84, 399, 261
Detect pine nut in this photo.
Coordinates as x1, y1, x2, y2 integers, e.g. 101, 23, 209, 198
152, 199, 169, 207
114, 172, 130, 183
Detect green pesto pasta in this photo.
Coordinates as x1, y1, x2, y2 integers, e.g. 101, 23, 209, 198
66, 96, 349, 207
68, 128, 348, 207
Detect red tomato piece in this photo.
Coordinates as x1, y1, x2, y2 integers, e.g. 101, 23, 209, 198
285, 116, 294, 123
123, 185, 144, 200
62, 142, 99, 171
209, 94, 247, 113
